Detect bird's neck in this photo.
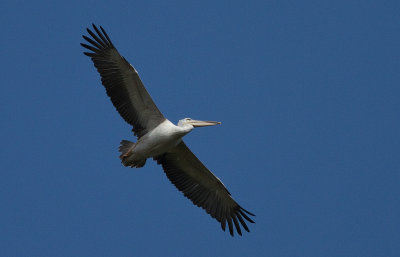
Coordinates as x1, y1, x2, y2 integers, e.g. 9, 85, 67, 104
177, 124, 194, 135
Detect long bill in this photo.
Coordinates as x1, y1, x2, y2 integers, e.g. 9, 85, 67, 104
188, 120, 221, 127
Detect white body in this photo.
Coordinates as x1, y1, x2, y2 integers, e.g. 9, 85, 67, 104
125, 119, 191, 163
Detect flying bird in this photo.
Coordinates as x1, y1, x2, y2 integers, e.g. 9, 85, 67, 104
81, 24, 255, 236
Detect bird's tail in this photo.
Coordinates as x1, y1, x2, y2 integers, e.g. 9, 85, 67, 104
119, 140, 135, 157
118, 140, 146, 168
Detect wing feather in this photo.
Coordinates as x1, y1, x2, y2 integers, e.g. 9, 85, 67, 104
81, 24, 165, 137
154, 141, 255, 236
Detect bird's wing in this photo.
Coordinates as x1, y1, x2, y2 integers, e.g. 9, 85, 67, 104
81, 24, 165, 138
154, 141, 255, 236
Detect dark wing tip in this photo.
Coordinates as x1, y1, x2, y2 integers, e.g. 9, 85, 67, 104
224, 206, 255, 236
100, 25, 114, 47
236, 212, 250, 232
241, 206, 256, 216
232, 215, 242, 236
83, 52, 96, 57
238, 208, 255, 225
227, 217, 234, 236
81, 24, 114, 56
80, 42, 98, 53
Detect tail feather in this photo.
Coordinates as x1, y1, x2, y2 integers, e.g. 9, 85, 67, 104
119, 140, 135, 157
118, 140, 147, 168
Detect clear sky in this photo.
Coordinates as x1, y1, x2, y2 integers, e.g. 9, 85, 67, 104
1, 0, 399, 256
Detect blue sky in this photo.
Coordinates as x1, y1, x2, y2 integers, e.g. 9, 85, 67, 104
1, 0, 399, 256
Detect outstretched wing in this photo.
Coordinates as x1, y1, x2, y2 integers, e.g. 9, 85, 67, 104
154, 141, 255, 236
81, 24, 165, 137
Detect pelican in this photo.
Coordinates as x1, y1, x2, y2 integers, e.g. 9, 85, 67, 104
81, 24, 255, 236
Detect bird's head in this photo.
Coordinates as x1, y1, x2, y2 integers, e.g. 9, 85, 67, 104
178, 118, 221, 130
